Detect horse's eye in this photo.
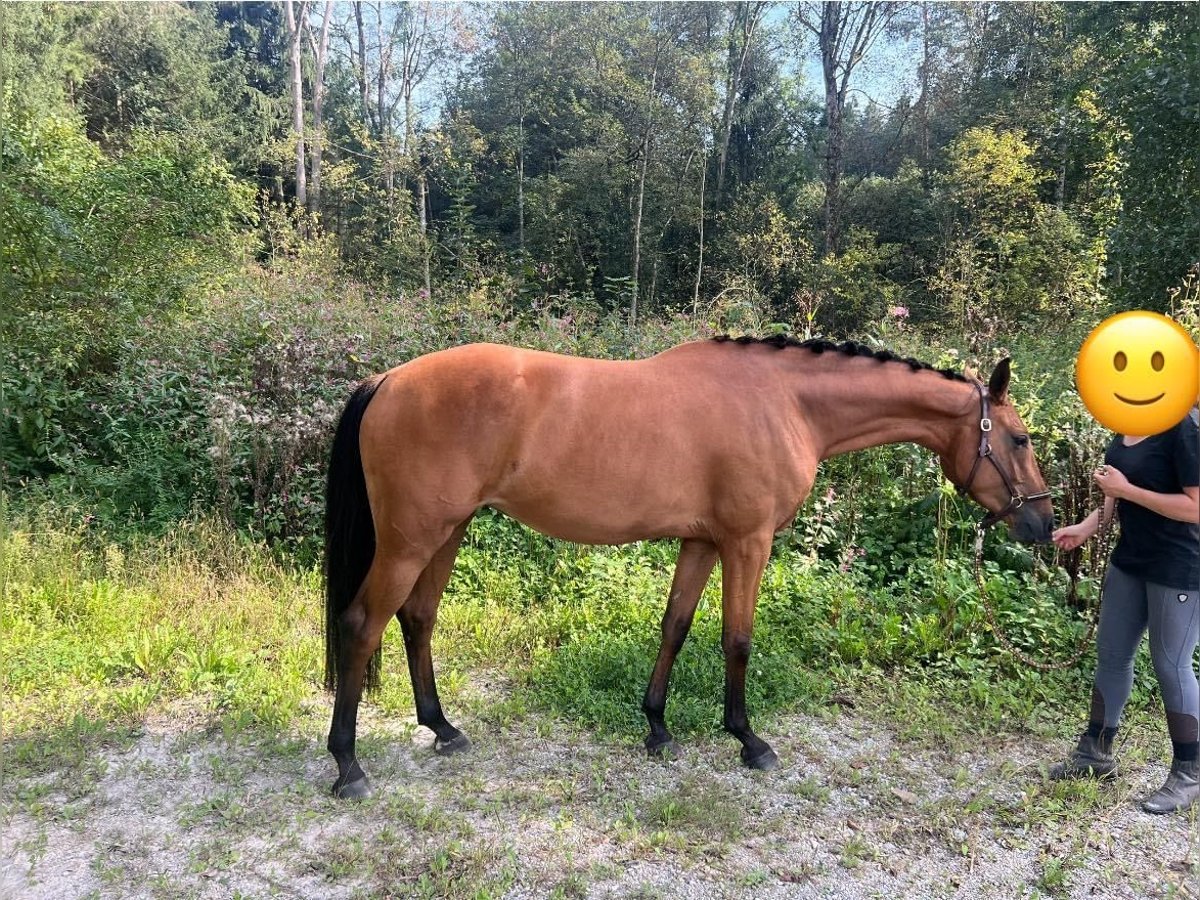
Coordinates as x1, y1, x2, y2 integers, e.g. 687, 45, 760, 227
1013, 434, 1029, 448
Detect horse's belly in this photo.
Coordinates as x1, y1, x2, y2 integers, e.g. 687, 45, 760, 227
490, 501, 696, 545
488, 471, 703, 545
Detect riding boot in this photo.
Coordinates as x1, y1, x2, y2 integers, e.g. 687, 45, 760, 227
1140, 759, 1200, 814
1049, 730, 1117, 780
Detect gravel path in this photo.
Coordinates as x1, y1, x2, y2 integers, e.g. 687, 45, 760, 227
2, 695, 1197, 899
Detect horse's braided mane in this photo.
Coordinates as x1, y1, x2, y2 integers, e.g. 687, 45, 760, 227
712, 333, 970, 383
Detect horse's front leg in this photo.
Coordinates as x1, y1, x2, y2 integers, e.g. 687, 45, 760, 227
718, 534, 777, 770
642, 539, 718, 757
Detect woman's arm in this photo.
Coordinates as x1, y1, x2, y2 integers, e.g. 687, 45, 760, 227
1052, 495, 1118, 550
1096, 467, 1199, 524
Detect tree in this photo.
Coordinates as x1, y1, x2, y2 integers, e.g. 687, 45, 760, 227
930, 127, 1097, 330
337, 3, 456, 206
457, 3, 588, 264
284, 0, 308, 209
452, 3, 718, 316
716, 1, 769, 201
795, 1, 909, 256
1089, 4, 1200, 306
307, 1, 333, 215
212, 2, 289, 189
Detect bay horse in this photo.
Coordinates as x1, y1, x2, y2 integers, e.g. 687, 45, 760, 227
323, 335, 1055, 798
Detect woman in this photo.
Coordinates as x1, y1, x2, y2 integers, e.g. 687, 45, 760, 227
1050, 407, 1200, 814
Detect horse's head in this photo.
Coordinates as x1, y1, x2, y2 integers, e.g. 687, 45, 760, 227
943, 359, 1055, 543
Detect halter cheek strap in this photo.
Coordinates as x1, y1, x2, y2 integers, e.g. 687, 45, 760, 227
955, 385, 1053, 529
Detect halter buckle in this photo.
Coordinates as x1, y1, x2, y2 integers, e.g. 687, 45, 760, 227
980, 417, 992, 432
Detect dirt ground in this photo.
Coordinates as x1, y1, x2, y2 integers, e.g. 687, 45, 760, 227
3, 690, 1197, 900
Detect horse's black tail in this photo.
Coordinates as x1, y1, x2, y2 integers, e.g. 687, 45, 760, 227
324, 374, 387, 694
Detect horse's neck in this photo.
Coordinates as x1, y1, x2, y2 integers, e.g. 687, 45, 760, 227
795, 366, 975, 460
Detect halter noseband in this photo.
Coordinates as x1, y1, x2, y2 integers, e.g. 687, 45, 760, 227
955, 384, 1053, 529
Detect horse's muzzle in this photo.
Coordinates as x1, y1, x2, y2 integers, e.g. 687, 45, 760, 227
1010, 505, 1055, 544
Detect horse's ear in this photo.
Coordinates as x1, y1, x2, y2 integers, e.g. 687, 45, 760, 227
988, 357, 1012, 404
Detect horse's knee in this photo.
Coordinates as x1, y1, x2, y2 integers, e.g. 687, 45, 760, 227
723, 630, 752, 664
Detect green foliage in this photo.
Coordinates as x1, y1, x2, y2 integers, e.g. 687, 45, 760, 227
453, 1, 718, 309
815, 228, 910, 332
75, 4, 257, 154
1096, 4, 1200, 307
0, 114, 254, 477
944, 128, 1042, 220
929, 128, 1101, 330
709, 188, 816, 322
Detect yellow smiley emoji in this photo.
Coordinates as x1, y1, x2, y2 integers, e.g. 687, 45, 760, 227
1076, 311, 1199, 435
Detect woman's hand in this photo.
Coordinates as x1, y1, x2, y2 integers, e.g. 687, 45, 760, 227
1093, 464, 1131, 499
1052, 521, 1094, 551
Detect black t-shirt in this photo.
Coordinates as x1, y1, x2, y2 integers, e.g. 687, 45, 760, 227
1105, 408, 1200, 590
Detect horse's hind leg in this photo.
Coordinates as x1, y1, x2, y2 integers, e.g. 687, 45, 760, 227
328, 550, 430, 799
642, 539, 718, 758
397, 517, 473, 755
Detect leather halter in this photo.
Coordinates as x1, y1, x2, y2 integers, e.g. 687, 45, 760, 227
955, 384, 1053, 529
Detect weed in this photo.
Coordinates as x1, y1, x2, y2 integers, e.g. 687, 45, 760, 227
548, 870, 590, 899
789, 775, 832, 804
1037, 850, 1076, 897
839, 834, 874, 869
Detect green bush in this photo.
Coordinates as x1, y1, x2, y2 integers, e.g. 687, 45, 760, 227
0, 105, 254, 478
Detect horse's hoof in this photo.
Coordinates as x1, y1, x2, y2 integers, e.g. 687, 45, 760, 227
332, 774, 371, 800
742, 746, 779, 772
645, 738, 681, 760
433, 732, 472, 756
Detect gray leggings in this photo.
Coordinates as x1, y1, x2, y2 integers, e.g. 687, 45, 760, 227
1093, 565, 1200, 743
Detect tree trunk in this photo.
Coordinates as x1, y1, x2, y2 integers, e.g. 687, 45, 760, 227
717, 1, 765, 200
377, 3, 394, 217
353, 2, 376, 135
693, 145, 708, 316
403, 88, 413, 157
419, 173, 431, 298
803, 1, 900, 256
285, 0, 307, 210
400, 2, 423, 159
919, 3, 930, 187
308, 1, 333, 216
819, 6, 842, 257
517, 115, 526, 257
648, 253, 659, 313
631, 56, 659, 326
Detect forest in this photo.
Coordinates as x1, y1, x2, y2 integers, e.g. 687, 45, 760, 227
1, 3, 1199, 897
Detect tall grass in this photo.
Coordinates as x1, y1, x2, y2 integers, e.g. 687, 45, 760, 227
6, 500, 1160, 773
2, 507, 319, 739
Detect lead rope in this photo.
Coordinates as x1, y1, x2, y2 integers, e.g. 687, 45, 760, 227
973, 496, 1116, 673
